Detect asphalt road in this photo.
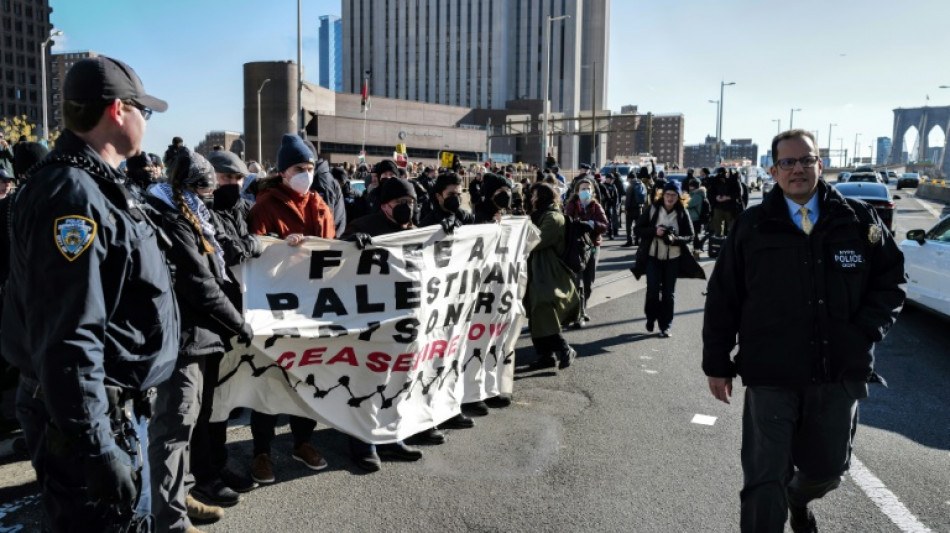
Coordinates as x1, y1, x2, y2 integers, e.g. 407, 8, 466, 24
0, 185, 947, 532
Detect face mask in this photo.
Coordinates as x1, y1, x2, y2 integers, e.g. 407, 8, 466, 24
579, 190, 592, 203
199, 193, 215, 210
443, 194, 461, 212
289, 171, 314, 194
493, 191, 511, 209
392, 203, 413, 225
213, 184, 241, 210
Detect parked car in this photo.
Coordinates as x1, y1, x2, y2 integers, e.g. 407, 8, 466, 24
837, 171, 851, 182
744, 166, 768, 191
896, 172, 921, 190
883, 170, 897, 184
899, 215, 950, 319
832, 182, 897, 232
846, 172, 884, 184
761, 175, 776, 195
599, 164, 635, 179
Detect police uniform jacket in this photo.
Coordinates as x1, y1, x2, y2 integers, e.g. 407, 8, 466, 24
146, 194, 245, 357
702, 180, 906, 386
1, 129, 179, 454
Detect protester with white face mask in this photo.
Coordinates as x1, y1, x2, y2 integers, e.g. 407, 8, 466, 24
245, 134, 335, 485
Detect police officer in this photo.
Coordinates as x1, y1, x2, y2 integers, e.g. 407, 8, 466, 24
702, 129, 905, 533
1, 56, 179, 531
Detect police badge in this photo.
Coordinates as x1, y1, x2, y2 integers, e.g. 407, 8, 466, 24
54, 216, 97, 262
867, 224, 882, 245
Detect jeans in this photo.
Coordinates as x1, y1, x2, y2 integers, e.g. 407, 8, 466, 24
17, 377, 153, 532
740, 383, 863, 532
644, 257, 679, 330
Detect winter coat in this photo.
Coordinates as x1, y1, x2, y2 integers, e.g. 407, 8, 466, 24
564, 199, 609, 246
146, 195, 244, 357
309, 158, 347, 237
524, 204, 581, 338
341, 211, 412, 238
419, 205, 475, 230
248, 181, 336, 239
625, 178, 647, 216
631, 201, 705, 280
708, 176, 742, 213
686, 187, 707, 222
702, 181, 906, 386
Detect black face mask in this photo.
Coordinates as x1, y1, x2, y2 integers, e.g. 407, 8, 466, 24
493, 191, 511, 209
443, 194, 461, 212
392, 203, 413, 225
199, 193, 215, 210
213, 184, 242, 210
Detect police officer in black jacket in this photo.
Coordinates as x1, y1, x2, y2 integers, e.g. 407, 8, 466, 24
1, 56, 180, 532
702, 130, 905, 533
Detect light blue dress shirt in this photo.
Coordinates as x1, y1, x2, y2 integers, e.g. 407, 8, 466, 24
785, 194, 819, 232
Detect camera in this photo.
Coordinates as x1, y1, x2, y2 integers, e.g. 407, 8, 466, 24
658, 225, 677, 245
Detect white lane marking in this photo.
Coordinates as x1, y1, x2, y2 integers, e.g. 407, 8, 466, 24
849, 455, 933, 533
639, 355, 653, 360
642, 369, 658, 375
691, 414, 717, 426
914, 198, 943, 220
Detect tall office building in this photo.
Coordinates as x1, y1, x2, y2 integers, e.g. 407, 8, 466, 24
50, 50, 99, 135
341, 0, 610, 169
0, 0, 54, 132
876, 136, 891, 166
319, 15, 342, 92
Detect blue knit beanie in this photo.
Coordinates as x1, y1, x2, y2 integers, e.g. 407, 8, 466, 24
277, 134, 315, 172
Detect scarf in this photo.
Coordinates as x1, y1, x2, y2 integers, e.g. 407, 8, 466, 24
150, 183, 227, 278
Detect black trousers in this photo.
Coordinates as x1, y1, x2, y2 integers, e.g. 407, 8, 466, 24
740, 383, 864, 533
625, 208, 641, 243
644, 257, 679, 330
531, 333, 570, 358
191, 353, 228, 484
251, 411, 316, 456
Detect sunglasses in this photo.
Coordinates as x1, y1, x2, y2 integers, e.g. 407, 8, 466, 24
776, 156, 819, 170
122, 100, 153, 121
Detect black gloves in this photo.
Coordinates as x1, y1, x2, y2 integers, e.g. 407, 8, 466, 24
84, 445, 137, 506
439, 217, 457, 235
243, 234, 263, 258
345, 233, 373, 249
237, 322, 254, 347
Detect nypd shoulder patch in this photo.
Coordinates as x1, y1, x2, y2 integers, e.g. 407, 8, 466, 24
54, 216, 97, 262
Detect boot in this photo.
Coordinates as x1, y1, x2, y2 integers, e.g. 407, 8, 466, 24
557, 347, 577, 370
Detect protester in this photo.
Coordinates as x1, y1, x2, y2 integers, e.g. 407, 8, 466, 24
685, 177, 707, 259
11, 141, 48, 184
563, 177, 608, 327
2, 55, 179, 533
525, 182, 580, 371
708, 167, 742, 238
301, 138, 346, 236
124, 151, 158, 203
246, 134, 335, 484
164, 135, 185, 168
473, 172, 512, 223
632, 180, 705, 337
419, 171, 475, 231
703, 129, 906, 533
622, 169, 647, 247
146, 149, 253, 531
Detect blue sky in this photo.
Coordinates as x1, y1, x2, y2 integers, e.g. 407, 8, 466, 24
50, 0, 947, 163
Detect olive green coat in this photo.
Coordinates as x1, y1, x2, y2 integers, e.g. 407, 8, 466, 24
524, 205, 581, 337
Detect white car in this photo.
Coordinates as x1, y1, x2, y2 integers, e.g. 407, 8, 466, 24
899, 215, 950, 319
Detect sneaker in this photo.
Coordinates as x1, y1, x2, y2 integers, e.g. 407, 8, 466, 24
527, 355, 557, 371
185, 494, 224, 524
191, 479, 240, 508
220, 467, 258, 493
462, 401, 489, 417
571, 320, 585, 329
484, 394, 511, 408
412, 427, 446, 445
377, 441, 423, 462
558, 347, 577, 370
439, 413, 475, 429
251, 453, 275, 484
581, 313, 591, 322
292, 443, 329, 471
789, 504, 817, 533
350, 438, 381, 472
659, 329, 672, 338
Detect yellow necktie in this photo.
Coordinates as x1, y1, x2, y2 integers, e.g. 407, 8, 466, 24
799, 206, 813, 235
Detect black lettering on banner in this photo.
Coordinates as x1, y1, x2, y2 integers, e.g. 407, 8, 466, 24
402, 243, 423, 272
474, 292, 495, 314
358, 321, 380, 341
356, 285, 385, 313
458, 269, 468, 293
444, 302, 464, 327
498, 291, 513, 314
425, 310, 440, 334
507, 263, 520, 284
434, 240, 453, 268
469, 267, 482, 292
483, 263, 504, 285
495, 239, 509, 260
394, 281, 421, 309
267, 293, 299, 319
309, 250, 343, 279
393, 318, 420, 342
312, 288, 347, 317
443, 271, 459, 294
426, 277, 441, 304
357, 248, 390, 275
468, 237, 485, 261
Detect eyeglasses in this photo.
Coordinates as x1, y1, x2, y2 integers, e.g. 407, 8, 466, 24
122, 100, 152, 121
776, 156, 819, 170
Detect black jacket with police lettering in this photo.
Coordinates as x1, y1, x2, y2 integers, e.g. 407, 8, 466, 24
1, 130, 179, 454
702, 180, 905, 386
146, 194, 244, 357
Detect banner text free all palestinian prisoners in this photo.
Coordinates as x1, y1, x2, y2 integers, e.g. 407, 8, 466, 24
212, 217, 538, 443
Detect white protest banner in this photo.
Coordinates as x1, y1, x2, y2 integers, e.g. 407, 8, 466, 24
212, 217, 538, 443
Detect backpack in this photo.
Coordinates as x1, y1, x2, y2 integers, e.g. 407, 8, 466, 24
560, 215, 594, 275
632, 180, 647, 206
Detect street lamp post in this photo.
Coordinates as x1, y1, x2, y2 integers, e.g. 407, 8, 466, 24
296, 0, 304, 135
853, 133, 861, 167
789, 108, 802, 130
39, 29, 62, 143
772, 118, 781, 135
708, 99, 720, 140
541, 14, 570, 169
827, 123, 837, 165
838, 138, 844, 168
718, 81, 735, 164
256, 78, 271, 164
